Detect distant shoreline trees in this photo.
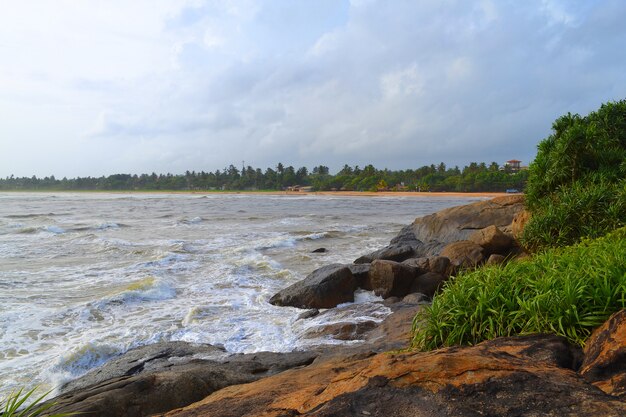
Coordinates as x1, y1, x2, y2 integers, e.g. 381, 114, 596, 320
0, 161, 528, 193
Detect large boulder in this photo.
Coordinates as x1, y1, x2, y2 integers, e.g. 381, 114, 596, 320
158, 334, 626, 417
368, 260, 417, 299
440, 240, 485, 269
580, 309, 626, 397
409, 271, 447, 297
269, 264, 356, 309
391, 195, 525, 256
354, 243, 417, 264
45, 343, 318, 417
469, 225, 514, 255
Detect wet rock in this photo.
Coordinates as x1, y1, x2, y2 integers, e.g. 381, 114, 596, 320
368, 260, 417, 299
160, 334, 621, 417
580, 309, 626, 397
469, 225, 514, 255
348, 263, 372, 290
59, 342, 226, 394
302, 321, 378, 341
354, 244, 416, 264
402, 292, 429, 304
382, 296, 402, 306
311, 248, 327, 253
269, 264, 356, 309
440, 240, 485, 269
46, 344, 319, 417
297, 309, 320, 320
409, 272, 447, 297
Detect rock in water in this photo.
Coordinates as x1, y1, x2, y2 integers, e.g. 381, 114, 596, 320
368, 260, 417, 299
269, 264, 356, 309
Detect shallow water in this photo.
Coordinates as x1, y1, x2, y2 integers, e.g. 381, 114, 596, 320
0, 192, 482, 396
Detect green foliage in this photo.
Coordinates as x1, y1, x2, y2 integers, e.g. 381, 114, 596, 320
522, 99, 626, 250
0, 161, 528, 193
412, 227, 626, 351
1, 387, 77, 417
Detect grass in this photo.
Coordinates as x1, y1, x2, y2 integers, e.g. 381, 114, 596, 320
0, 387, 77, 417
412, 226, 626, 351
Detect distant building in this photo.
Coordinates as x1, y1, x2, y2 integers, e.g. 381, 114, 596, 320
502, 159, 528, 173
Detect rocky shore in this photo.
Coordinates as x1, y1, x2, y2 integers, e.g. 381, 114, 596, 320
45, 195, 626, 416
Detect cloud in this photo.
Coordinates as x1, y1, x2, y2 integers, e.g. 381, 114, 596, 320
1, 0, 626, 177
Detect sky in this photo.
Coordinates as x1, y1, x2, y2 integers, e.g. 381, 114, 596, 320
1, 0, 625, 178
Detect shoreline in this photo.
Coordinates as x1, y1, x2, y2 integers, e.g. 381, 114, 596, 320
0, 189, 518, 198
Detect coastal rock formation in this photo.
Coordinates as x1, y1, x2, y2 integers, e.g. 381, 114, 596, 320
45, 344, 318, 417
580, 309, 626, 397
468, 224, 513, 255
158, 334, 626, 417
440, 240, 485, 269
369, 260, 417, 298
353, 243, 418, 264
410, 271, 447, 297
269, 264, 356, 309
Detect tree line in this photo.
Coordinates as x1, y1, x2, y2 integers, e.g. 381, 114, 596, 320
0, 161, 528, 192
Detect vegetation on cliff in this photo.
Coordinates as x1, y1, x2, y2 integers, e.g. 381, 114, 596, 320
412, 226, 626, 350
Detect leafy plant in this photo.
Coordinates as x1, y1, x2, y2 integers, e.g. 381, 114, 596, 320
412, 227, 626, 350
1, 387, 77, 417
522, 99, 626, 250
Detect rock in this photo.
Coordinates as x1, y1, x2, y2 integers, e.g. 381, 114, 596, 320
410, 272, 447, 297
382, 296, 402, 306
348, 263, 371, 290
302, 321, 378, 341
311, 248, 327, 253
402, 292, 429, 304
486, 253, 506, 266
159, 334, 626, 417
269, 264, 356, 309
469, 225, 513, 255
401, 257, 429, 272
46, 344, 319, 417
297, 309, 320, 320
368, 260, 417, 299
440, 240, 485, 269
59, 342, 226, 394
580, 309, 626, 397
391, 195, 524, 257
354, 243, 416, 264
512, 209, 531, 240
427, 255, 453, 276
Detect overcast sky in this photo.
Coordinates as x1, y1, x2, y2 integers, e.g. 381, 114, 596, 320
1, 0, 625, 177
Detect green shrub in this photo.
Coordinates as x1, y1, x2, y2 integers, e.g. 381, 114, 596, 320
522, 99, 626, 250
412, 227, 626, 351
1, 387, 77, 417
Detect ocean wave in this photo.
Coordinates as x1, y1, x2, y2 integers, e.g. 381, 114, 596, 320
52, 342, 121, 379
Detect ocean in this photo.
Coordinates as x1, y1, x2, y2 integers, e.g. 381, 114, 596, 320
0, 192, 483, 397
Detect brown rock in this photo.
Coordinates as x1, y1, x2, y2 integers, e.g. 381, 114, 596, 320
160, 335, 626, 417
348, 263, 372, 290
400, 257, 430, 272
512, 209, 531, 240
405, 195, 525, 248
302, 321, 378, 341
580, 309, 626, 397
486, 253, 506, 266
469, 225, 513, 255
368, 260, 417, 299
269, 264, 356, 309
427, 255, 453, 276
440, 240, 485, 269
410, 272, 447, 297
